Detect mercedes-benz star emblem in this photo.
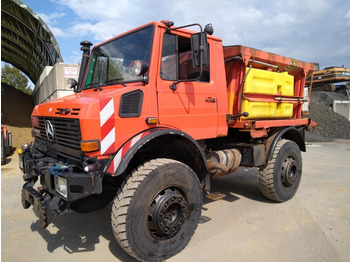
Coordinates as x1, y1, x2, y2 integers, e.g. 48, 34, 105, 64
45, 120, 55, 142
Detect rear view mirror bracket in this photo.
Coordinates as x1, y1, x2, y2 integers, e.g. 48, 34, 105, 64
168, 23, 211, 91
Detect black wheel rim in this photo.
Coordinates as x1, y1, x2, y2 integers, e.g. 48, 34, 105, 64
148, 187, 188, 239
281, 156, 299, 188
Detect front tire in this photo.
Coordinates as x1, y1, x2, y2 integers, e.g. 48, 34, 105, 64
259, 139, 302, 202
111, 158, 202, 261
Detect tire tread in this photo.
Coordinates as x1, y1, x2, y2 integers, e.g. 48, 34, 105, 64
111, 158, 183, 260
259, 139, 288, 202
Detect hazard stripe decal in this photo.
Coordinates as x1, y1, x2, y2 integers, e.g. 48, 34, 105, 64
99, 98, 115, 155
107, 131, 150, 174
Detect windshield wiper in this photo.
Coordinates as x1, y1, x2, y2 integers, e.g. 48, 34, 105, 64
94, 86, 103, 91
92, 82, 126, 91
105, 78, 127, 87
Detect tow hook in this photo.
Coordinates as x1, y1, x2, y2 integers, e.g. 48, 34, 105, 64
38, 194, 51, 228
21, 183, 51, 228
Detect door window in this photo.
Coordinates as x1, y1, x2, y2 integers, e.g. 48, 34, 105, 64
160, 33, 209, 82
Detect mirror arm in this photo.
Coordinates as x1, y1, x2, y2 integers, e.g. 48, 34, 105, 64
170, 39, 205, 91
166, 23, 203, 33
170, 80, 180, 91
143, 76, 149, 85
169, 61, 203, 91
168, 23, 207, 91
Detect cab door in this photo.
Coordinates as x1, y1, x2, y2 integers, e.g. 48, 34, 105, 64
156, 31, 218, 140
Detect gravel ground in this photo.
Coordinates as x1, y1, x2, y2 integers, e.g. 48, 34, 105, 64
308, 91, 350, 141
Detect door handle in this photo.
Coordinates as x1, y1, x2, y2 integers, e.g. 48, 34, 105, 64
205, 98, 216, 103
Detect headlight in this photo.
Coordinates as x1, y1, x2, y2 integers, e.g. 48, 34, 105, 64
133, 60, 149, 76
54, 176, 68, 198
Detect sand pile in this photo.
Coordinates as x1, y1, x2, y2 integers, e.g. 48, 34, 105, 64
1, 83, 34, 149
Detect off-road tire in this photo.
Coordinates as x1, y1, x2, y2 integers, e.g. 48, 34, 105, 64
259, 139, 302, 202
111, 158, 202, 262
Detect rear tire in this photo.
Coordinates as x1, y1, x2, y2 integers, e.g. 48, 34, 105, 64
259, 139, 302, 202
111, 158, 202, 261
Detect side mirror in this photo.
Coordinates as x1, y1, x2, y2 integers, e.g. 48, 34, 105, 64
191, 32, 209, 68
67, 78, 78, 92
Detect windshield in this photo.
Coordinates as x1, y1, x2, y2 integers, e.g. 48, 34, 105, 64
84, 26, 154, 89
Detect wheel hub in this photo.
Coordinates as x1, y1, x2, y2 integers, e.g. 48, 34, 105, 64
148, 187, 188, 239
281, 157, 298, 187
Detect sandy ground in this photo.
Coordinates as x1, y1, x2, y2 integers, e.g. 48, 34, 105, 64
1, 140, 350, 262
1, 125, 33, 150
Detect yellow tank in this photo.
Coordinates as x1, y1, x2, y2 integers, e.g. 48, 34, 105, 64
242, 68, 294, 119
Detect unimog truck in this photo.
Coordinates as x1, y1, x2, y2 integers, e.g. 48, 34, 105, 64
19, 20, 315, 261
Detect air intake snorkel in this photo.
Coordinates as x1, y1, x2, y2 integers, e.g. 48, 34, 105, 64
77, 40, 93, 92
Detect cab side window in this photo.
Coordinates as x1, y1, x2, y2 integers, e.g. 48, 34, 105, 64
160, 33, 209, 82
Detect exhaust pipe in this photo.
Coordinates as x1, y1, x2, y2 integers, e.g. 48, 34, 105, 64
207, 149, 242, 178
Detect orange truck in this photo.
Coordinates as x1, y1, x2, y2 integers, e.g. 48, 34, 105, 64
19, 20, 315, 261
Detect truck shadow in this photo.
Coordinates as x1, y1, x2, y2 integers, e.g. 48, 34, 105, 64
204, 167, 274, 205
30, 204, 138, 261
29, 167, 271, 260
1, 157, 12, 166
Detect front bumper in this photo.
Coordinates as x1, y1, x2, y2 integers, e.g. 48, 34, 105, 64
19, 143, 103, 227
20, 171, 103, 228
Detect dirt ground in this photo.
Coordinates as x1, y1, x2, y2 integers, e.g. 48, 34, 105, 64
1, 83, 34, 149
1, 140, 350, 262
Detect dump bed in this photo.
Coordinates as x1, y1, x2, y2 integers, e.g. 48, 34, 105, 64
224, 45, 315, 135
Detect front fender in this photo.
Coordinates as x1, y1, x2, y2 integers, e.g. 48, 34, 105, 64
104, 128, 207, 176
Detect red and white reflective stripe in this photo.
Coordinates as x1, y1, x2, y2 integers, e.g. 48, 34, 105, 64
107, 131, 150, 174
99, 98, 115, 155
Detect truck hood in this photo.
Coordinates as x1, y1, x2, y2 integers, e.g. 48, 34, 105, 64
31, 85, 145, 149
32, 88, 127, 118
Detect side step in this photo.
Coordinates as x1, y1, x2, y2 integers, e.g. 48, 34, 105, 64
205, 192, 226, 201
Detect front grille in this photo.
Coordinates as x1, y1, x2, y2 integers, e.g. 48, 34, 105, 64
36, 117, 82, 162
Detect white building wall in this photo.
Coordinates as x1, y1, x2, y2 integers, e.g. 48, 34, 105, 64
32, 63, 80, 105
333, 100, 350, 121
